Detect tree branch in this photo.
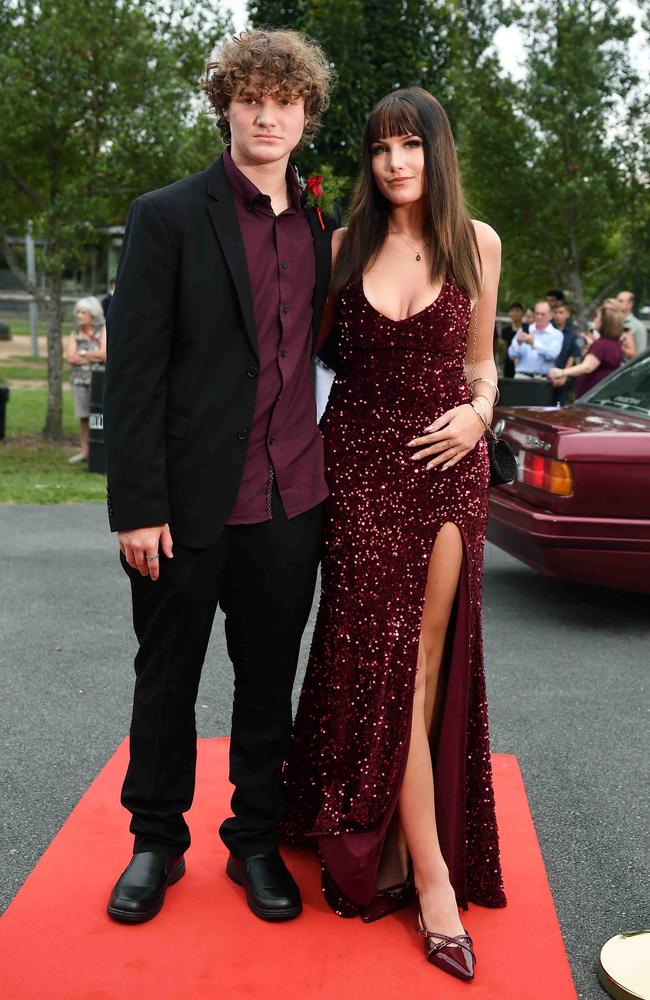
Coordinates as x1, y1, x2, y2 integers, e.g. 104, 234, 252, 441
585, 254, 638, 313
584, 257, 623, 281
0, 154, 47, 211
0, 227, 50, 309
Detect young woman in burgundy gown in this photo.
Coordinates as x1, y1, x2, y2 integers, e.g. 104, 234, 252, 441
283, 87, 506, 980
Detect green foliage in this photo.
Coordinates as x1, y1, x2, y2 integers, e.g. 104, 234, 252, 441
459, 0, 650, 312
250, 0, 308, 25
251, 0, 456, 178
0, 0, 229, 436
0, 0, 228, 266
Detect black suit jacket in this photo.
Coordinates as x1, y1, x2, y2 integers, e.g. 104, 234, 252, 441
104, 154, 339, 548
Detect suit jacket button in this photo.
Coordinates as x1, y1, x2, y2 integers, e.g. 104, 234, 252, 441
237, 429, 248, 441
247, 367, 258, 378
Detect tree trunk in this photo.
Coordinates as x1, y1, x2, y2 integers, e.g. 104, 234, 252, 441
43, 270, 65, 440
565, 266, 587, 327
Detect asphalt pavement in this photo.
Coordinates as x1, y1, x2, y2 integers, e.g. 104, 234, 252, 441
1, 503, 648, 1000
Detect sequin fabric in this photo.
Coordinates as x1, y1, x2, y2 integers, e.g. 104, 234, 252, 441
282, 278, 506, 912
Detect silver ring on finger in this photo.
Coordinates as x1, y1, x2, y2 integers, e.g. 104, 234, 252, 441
145, 552, 159, 562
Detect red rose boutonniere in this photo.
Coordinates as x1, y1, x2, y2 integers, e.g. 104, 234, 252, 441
306, 174, 324, 200
304, 174, 335, 230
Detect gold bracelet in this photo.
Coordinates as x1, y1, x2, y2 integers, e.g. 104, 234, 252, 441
473, 393, 494, 415
469, 377, 500, 406
472, 396, 487, 421
473, 396, 493, 428
470, 400, 488, 430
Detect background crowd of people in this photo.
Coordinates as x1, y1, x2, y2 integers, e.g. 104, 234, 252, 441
498, 288, 647, 406
67, 279, 647, 468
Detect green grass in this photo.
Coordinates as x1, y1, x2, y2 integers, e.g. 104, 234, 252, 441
0, 317, 50, 338
0, 385, 106, 504
0, 363, 50, 381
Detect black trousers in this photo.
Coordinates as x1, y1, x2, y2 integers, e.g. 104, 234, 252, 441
120, 489, 322, 859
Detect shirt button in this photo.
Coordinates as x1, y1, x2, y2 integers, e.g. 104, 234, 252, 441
282, 305, 289, 314
237, 429, 248, 441
281, 261, 288, 269
269, 437, 275, 446
280, 350, 287, 358
247, 366, 258, 378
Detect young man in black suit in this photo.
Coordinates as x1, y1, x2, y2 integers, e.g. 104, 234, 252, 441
103, 30, 337, 924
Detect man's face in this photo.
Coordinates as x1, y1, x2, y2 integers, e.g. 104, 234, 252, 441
616, 293, 632, 316
509, 306, 523, 327
228, 84, 306, 166
546, 295, 558, 309
553, 305, 570, 328
534, 302, 552, 328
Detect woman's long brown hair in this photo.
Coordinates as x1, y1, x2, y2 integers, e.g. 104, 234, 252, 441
598, 306, 624, 341
332, 88, 482, 301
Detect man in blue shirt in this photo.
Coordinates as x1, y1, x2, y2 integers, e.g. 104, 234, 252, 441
508, 300, 564, 377
550, 301, 582, 404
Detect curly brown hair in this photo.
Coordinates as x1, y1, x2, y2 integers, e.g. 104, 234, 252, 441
200, 29, 333, 144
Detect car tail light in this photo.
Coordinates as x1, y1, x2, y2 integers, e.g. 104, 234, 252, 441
519, 453, 573, 495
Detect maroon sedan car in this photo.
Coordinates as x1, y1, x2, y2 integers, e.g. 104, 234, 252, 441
487, 352, 650, 593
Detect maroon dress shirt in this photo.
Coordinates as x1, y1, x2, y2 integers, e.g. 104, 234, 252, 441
224, 148, 328, 524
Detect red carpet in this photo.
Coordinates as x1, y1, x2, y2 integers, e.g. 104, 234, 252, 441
0, 740, 576, 999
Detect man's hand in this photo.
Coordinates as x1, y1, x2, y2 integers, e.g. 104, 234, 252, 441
118, 524, 173, 581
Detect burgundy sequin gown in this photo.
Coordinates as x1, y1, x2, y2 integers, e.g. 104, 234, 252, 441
283, 278, 506, 913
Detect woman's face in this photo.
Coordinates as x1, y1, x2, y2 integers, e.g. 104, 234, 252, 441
593, 310, 602, 332
370, 133, 425, 207
76, 308, 92, 327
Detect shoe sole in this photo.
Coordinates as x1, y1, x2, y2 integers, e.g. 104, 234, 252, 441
107, 857, 186, 924
226, 858, 302, 922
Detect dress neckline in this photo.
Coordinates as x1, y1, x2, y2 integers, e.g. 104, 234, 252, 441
360, 277, 448, 324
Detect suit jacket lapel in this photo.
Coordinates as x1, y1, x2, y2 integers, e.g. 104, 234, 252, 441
205, 156, 258, 362
306, 207, 333, 353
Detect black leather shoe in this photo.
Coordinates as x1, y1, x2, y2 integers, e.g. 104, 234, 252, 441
107, 851, 185, 923
226, 851, 302, 921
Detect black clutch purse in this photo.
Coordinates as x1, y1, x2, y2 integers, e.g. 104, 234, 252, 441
487, 432, 517, 486
469, 305, 517, 486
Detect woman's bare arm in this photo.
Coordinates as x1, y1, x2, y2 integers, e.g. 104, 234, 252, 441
549, 353, 600, 380
316, 228, 346, 355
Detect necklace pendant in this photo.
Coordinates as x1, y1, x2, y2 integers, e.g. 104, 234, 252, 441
416, 253, 421, 261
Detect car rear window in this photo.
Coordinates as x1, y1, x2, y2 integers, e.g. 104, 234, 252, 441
580, 351, 650, 417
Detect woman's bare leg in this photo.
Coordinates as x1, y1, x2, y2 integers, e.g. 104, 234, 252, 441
386, 522, 466, 935
376, 810, 410, 889
80, 417, 89, 457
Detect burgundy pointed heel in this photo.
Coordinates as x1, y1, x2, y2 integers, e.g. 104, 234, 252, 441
361, 874, 415, 923
416, 899, 476, 981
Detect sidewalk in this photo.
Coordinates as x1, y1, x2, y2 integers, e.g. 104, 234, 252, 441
0, 334, 49, 358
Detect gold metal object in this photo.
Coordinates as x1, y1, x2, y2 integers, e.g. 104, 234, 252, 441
598, 931, 650, 1000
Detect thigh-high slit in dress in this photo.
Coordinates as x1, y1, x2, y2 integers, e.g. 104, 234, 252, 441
282, 277, 507, 914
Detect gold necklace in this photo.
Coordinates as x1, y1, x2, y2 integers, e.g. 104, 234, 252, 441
389, 228, 428, 262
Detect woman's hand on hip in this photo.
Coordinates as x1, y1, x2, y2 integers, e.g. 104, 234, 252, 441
408, 403, 485, 472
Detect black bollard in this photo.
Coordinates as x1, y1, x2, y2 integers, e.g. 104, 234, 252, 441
88, 369, 105, 474
0, 384, 10, 440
